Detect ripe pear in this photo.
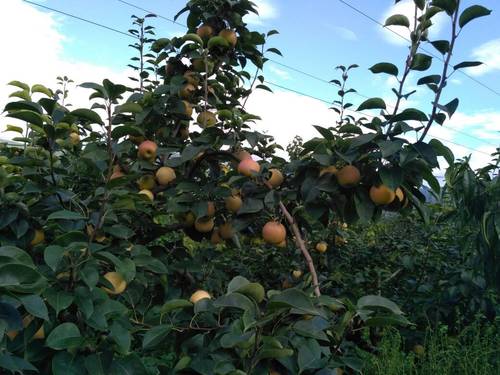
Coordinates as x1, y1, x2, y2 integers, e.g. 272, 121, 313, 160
262, 221, 286, 245
156, 167, 176, 185
219, 29, 237, 47
137, 140, 158, 162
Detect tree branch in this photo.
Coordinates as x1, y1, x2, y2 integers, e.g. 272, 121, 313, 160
264, 181, 321, 296
418, 4, 460, 142
278, 200, 321, 297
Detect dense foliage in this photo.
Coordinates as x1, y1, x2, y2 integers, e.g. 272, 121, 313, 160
0, 0, 497, 374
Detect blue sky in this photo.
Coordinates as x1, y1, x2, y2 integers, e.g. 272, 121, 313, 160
2, 0, 499, 167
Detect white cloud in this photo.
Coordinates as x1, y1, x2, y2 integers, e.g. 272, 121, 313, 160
267, 64, 292, 80
244, 0, 278, 25
245, 88, 336, 153
467, 38, 500, 76
421, 110, 500, 169
332, 26, 357, 41
0, 0, 130, 139
380, 0, 447, 45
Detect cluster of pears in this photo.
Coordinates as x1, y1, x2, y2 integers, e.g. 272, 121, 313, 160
319, 164, 407, 207
110, 140, 176, 202
170, 23, 240, 130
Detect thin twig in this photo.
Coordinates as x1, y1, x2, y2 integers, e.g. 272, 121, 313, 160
263, 181, 321, 296
386, 3, 422, 135
419, 2, 460, 142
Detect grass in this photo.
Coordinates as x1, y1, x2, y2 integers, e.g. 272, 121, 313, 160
361, 320, 500, 375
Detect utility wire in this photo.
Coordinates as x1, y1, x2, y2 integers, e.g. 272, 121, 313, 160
336, 0, 500, 97
114, 0, 498, 147
266, 81, 493, 156
23, 0, 137, 39
116, 0, 184, 26
21, 0, 494, 157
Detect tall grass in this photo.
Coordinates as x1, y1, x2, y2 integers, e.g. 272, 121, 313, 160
362, 320, 500, 375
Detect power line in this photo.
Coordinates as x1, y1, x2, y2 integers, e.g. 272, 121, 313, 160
116, 0, 184, 27
23, 0, 136, 39
266, 81, 492, 157
336, 0, 500, 97
113, 0, 497, 148
21, 0, 493, 157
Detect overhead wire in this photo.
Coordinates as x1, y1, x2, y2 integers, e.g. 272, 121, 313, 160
113, 0, 498, 148
22, 0, 136, 39
336, 0, 500, 97
20, 0, 496, 157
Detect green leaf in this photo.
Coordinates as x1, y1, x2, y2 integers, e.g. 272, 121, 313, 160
46, 322, 82, 350
4, 125, 23, 134
454, 61, 482, 70
0, 301, 23, 330
364, 314, 410, 327
0, 353, 38, 373
142, 324, 172, 350
417, 75, 441, 85
47, 210, 86, 220
110, 320, 131, 354
354, 190, 375, 223
109, 354, 148, 375
357, 98, 386, 111
421, 166, 441, 194
349, 133, 377, 149
392, 108, 428, 122
8, 80, 30, 91
83, 353, 109, 375
459, 5, 491, 28
111, 125, 144, 139
268, 289, 318, 315
385, 14, 410, 27
214, 293, 257, 314
52, 352, 86, 375
44, 245, 66, 271
31, 84, 53, 97
313, 125, 335, 140
256, 348, 294, 361
80, 264, 99, 288
105, 224, 134, 239
6, 110, 43, 126
70, 108, 104, 125
431, 0, 457, 15
429, 139, 454, 166
437, 98, 459, 118
410, 53, 432, 71
19, 294, 49, 321
298, 338, 322, 373
115, 103, 143, 114
379, 166, 403, 190
238, 197, 264, 214
45, 289, 74, 315
227, 276, 250, 293
369, 63, 399, 76
414, 0, 425, 10
133, 255, 167, 274
3, 100, 43, 113
182, 33, 204, 45
413, 141, 438, 167
357, 295, 403, 315
430, 40, 450, 54
151, 38, 171, 52
377, 139, 404, 157
267, 47, 283, 56
160, 299, 193, 314
0, 264, 47, 294
0, 246, 34, 266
